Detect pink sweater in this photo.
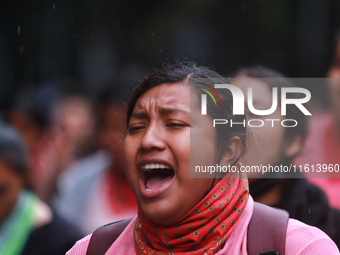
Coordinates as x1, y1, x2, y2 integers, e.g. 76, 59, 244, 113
67, 196, 339, 254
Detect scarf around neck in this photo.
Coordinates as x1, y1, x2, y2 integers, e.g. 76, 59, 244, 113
134, 167, 249, 255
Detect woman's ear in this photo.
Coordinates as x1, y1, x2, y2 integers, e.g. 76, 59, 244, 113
219, 136, 243, 166
283, 136, 303, 158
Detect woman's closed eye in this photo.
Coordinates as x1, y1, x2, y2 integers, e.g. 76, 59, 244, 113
166, 121, 189, 129
128, 124, 145, 133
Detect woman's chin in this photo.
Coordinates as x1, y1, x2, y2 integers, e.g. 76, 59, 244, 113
146, 215, 179, 225
142, 206, 183, 225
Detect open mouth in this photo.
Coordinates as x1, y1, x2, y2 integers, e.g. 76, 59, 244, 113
139, 163, 175, 197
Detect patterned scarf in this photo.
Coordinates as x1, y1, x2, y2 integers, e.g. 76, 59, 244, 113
134, 166, 248, 255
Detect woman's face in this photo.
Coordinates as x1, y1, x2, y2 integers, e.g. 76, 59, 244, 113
124, 82, 220, 224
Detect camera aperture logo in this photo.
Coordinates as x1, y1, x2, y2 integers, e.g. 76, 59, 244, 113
198, 82, 223, 109
199, 83, 312, 128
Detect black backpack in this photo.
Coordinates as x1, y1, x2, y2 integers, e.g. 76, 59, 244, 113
86, 202, 288, 255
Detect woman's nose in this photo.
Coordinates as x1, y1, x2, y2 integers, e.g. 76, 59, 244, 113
139, 124, 166, 151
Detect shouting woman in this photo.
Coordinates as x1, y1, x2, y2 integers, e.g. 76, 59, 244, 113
67, 62, 339, 255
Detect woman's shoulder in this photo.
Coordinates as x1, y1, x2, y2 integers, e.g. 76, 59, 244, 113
286, 218, 339, 254
66, 234, 92, 255
66, 217, 137, 255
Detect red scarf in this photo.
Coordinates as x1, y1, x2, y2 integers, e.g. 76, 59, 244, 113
134, 167, 248, 255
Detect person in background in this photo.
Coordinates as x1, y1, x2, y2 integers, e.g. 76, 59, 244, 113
0, 122, 83, 255
9, 90, 101, 204
54, 88, 137, 234
235, 67, 340, 247
34, 95, 99, 203
295, 30, 340, 209
7, 86, 61, 202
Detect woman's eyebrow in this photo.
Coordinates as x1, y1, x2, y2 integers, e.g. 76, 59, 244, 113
158, 107, 189, 116
130, 111, 148, 120
130, 107, 189, 120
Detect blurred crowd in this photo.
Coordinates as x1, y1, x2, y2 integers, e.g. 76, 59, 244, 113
1, 21, 340, 255
0, 82, 139, 254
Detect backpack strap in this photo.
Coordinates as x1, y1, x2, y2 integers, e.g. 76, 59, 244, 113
86, 218, 133, 255
247, 202, 289, 255
86, 202, 288, 255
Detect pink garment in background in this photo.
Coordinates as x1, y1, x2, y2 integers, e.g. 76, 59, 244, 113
66, 196, 339, 255
295, 112, 340, 209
